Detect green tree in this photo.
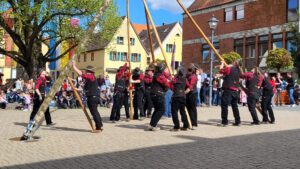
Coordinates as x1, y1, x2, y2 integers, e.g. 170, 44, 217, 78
266, 48, 294, 72
0, 0, 120, 78
222, 51, 242, 64
289, 23, 300, 76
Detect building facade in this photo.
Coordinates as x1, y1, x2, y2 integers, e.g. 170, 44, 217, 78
75, 17, 148, 84
183, 0, 299, 71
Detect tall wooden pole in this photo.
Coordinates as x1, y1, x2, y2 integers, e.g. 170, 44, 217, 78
67, 77, 95, 131
127, 0, 134, 119
143, 0, 192, 129
144, 8, 155, 63
176, 0, 227, 66
142, 0, 172, 74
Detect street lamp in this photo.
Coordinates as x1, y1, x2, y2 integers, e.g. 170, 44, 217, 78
208, 15, 218, 107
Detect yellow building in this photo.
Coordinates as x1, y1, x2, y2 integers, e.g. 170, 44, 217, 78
136, 22, 183, 72
75, 17, 148, 83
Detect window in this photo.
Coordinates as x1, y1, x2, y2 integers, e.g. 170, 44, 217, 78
120, 52, 128, 61
11, 68, 16, 79
246, 37, 255, 58
84, 54, 87, 62
259, 36, 269, 63
109, 52, 117, 61
202, 43, 219, 63
272, 34, 283, 49
147, 57, 151, 64
235, 5, 244, 20
77, 55, 80, 62
0, 54, 3, 58
91, 53, 94, 61
130, 38, 135, 46
286, 32, 297, 52
166, 44, 174, 53
131, 53, 141, 62
117, 37, 124, 45
234, 39, 243, 56
224, 7, 233, 22
0, 68, 3, 73
287, 0, 299, 22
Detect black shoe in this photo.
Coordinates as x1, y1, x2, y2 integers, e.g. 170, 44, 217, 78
170, 128, 180, 132
269, 121, 275, 124
218, 123, 228, 127
46, 122, 56, 127
180, 127, 188, 131
261, 121, 268, 124
251, 122, 260, 125
232, 123, 240, 126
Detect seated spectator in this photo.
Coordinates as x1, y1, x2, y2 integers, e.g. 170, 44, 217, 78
58, 91, 68, 109
22, 91, 32, 111
67, 91, 77, 109
0, 90, 7, 109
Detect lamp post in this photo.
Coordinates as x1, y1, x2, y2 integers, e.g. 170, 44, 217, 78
208, 15, 218, 107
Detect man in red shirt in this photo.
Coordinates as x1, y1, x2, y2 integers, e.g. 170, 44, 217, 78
148, 63, 171, 131
185, 64, 198, 129
219, 60, 242, 126
29, 70, 54, 126
72, 61, 103, 132
131, 67, 145, 120
110, 63, 130, 122
144, 67, 154, 118
240, 68, 264, 125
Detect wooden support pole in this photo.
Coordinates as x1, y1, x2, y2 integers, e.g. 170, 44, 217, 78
127, 0, 134, 120
143, 0, 192, 129
176, 0, 227, 66
144, 8, 155, 63
67, 77, 95, 131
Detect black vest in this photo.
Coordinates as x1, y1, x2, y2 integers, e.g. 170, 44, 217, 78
222, 67, 241, 90
144, 75, 152, 90
35, 78, 46, 96
246, 74, 260, 94
261, 77, 273, 96
115, 76, 126, 92
133, 74, 145, 91
151, 72, 168, 96
84, 75, 100, 97
173, 76, 186, 98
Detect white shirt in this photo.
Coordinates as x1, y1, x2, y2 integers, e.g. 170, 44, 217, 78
196, 75, 202, 89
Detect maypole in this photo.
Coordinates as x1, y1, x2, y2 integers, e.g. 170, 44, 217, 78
127, 0, 134, 119
142, 0, 192, 129
144, 8, 155, 63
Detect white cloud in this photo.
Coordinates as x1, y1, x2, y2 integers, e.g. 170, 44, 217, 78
147, 0, 194, 13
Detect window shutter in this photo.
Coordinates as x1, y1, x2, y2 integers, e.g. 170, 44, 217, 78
121, 53, 124, 61
131, 54, 134, 62
138, 54, 141, 62
109, 52, 113, 60
166, 44, 168, 52
117, 52, 120, 61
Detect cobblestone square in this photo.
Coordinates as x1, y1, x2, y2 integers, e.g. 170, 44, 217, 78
0, 106, 299, 169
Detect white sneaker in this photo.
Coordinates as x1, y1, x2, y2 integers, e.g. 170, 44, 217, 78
291, 104, 296, 107
148, 125, 160, 131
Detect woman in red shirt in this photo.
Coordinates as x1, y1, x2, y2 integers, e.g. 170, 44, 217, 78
269, 76, 277, 106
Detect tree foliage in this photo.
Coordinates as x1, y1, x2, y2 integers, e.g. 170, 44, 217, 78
289, 23, 300, 76
0, 0, 120, 78
266, 48, 294, 72
221, 51, 242, 65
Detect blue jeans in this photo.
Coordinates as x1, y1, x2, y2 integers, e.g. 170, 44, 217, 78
202, 87, 208, 104
212, 90, 218, 105
288, 88, 295, 105
197, 88, 201, 106
164, 89, 173, 117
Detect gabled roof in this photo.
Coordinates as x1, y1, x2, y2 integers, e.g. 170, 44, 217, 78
132, 24, 152, 34
188, 0, 236, 12
138, 22, 178, 53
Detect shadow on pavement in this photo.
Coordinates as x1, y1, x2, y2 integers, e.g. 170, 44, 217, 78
4, 129, 300, 169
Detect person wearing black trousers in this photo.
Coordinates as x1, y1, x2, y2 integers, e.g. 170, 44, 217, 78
219, 60, 242, 127
131, 68, 145, 120
73, 61, 103, 133
110, 63, 130, 122
29, 70, 54, 126
170, 67, 189, 131
241, 68, 264, 125
144, 67, 154, 118
148, 63, 171, 131
261, 72, 275, 124
185, 64, 198, 129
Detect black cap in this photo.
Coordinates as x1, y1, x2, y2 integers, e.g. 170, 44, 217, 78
84, 65, 95, 73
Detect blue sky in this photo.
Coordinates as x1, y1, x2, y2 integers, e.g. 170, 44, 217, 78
115, 0, 194, 25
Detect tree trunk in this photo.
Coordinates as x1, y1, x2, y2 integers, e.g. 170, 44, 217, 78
24, 42, 46, 79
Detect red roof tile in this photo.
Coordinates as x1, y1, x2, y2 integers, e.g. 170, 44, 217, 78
188, 0, 236, 12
